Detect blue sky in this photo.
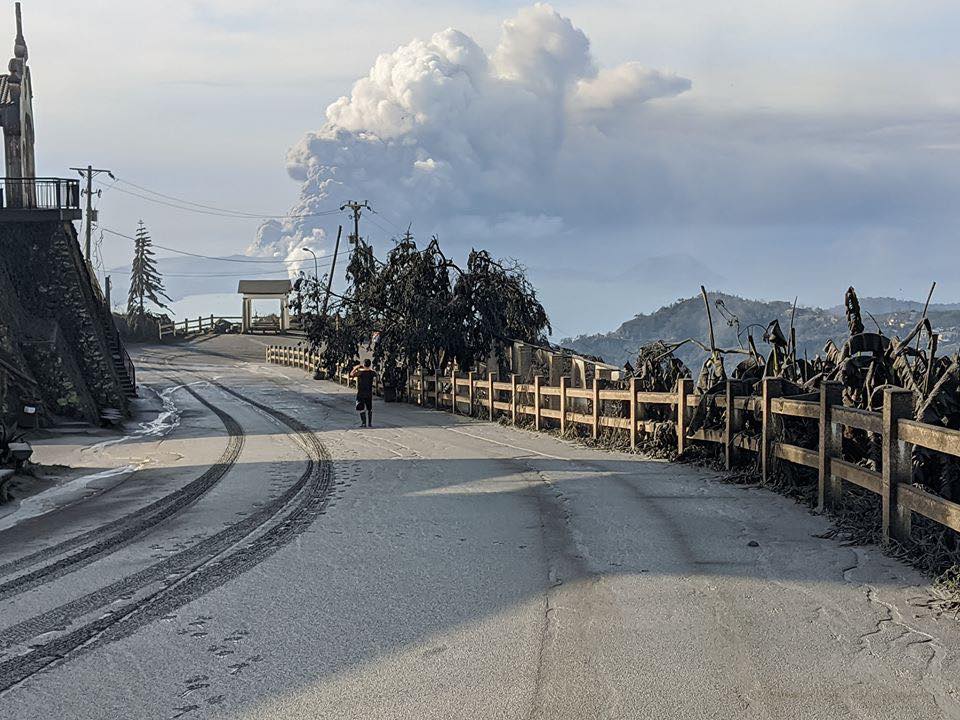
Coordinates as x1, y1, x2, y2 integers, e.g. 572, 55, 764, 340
18, 1, 960, 335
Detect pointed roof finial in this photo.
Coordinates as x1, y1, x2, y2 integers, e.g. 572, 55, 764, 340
13, 2, 26, 61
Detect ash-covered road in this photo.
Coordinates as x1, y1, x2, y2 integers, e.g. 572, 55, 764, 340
2, 335, 960, 719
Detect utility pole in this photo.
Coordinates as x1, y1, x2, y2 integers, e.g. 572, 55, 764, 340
339, 200, 371, 244
321, 225, 343, 316
70, 165, 114, 263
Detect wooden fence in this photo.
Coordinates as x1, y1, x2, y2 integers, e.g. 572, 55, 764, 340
266, 345, 318, 370
158, 315, 243, 340
265, 345, 960, 547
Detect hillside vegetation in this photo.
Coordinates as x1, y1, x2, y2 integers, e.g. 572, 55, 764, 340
563, 293, 960, 369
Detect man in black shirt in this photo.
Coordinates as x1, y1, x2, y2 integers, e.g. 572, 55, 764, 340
349, 359, 377, 427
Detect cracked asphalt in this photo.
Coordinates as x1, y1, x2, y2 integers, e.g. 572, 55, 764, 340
2, 335, 960, 719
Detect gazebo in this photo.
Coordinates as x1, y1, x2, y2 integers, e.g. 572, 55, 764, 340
238, 279, 293, 333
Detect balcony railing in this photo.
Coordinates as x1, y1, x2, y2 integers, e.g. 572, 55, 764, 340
0, 177, 81, 210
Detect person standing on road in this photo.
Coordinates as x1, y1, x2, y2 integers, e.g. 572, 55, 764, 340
350, 359, 377, 427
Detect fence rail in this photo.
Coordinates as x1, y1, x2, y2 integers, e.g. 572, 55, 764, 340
158, 315, 243, 340
265, 345, 960, 547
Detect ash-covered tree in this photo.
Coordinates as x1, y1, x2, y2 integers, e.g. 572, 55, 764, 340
296, 230, 550, 387
126, 220, 171, 316
451, 248, 551, 370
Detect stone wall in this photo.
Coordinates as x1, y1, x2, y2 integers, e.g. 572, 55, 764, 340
0, 247, 36, 422
0, 217, 127, 423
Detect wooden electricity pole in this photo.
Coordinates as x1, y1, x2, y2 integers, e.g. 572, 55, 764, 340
70, 165, 113, 263
321, 225, 343, 316
340, 200, 371, 245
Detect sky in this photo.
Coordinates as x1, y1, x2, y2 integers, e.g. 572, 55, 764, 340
19, 0, 960, 338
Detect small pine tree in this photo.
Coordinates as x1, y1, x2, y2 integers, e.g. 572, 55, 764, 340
127, 220, 171, 316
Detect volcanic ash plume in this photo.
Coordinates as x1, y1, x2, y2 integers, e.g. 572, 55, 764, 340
248, 2, 691, 261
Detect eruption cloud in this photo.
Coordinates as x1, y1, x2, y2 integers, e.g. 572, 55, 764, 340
246, 3, 691, 266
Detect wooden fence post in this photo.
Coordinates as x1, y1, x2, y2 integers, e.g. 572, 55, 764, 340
762, 377, 785, 483
629, 377, 637, 451
534, 376, 542, 431
591, 376, 600, 440
882, 388, 914, 545
559, 376, 568, 434
724, 380, 735, 470
467, 371, 475, 417
450, 367, 457, 414
676, 377, 693, 455
433, 371, 439, 408
488, 372, 495, 421
510, 374, 518, 425
418, 369, 425, 406
818, 381, 843, 511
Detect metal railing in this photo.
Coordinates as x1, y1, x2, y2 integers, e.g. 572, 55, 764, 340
0, 177, 81, 210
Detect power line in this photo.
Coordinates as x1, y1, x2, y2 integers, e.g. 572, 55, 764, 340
100, 226, 324, 266
159, 256, 338, 277
116, 176, 277, 215
97, 177, 342, 220
365, 214, 397, 238
369, 206, 407, 235
163, 268, 317, 278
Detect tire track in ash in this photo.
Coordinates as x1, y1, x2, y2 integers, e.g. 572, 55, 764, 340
0, 381, 230, 578
0, 380, 333, 694
0, 385, 245, 597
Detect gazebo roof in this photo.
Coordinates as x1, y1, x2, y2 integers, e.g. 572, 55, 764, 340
237, 279, 293, 295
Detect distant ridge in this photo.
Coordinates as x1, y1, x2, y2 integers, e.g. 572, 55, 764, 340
562, 293, 960, 369
827, 296, 960, 316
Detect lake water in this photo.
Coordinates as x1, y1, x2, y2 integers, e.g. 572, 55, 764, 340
166, 293, 242, 319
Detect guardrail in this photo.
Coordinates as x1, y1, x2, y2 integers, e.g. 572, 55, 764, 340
158, 315, 243, 340
266, 346, 960, 547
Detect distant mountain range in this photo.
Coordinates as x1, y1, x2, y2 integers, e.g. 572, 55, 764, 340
562, 293, 960, 369
825, 296, 960, 315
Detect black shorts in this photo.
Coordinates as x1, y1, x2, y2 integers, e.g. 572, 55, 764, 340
356, 395, 373, 413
